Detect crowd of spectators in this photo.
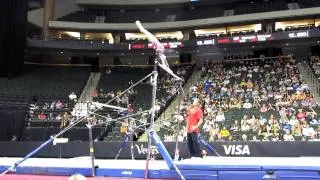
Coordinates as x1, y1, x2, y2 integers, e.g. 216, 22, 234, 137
27, 91, 78, 128
163, 56, 320, 142
94, 66, 190, 110
92, 65, 193, 140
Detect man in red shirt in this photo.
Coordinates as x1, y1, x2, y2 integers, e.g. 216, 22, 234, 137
186, 99, 203, 158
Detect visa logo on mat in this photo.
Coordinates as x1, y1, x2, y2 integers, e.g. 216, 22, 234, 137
222, 145, 250, 155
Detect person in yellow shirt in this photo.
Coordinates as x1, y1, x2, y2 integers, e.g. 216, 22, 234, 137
219, 126, 230, 138
291, 93, 297, 101
240, 79, 247, 88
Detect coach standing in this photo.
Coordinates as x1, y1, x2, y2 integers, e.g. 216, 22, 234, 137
186, 99, 203, 158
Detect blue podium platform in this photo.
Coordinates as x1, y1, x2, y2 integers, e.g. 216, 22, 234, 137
0, 157, 320, 179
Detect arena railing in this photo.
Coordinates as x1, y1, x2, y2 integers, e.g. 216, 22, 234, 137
301, 60, 320, 96
224, 55, 291, 63
102, 62, 193, 68
24, 62, 91, 67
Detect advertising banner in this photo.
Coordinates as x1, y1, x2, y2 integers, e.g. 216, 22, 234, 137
1, 141, 320, 159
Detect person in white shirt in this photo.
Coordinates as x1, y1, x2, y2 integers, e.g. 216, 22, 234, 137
190, 85, 198, 92
69, 92, 77, 102
243, 99, 252, 109
283, 130, 295, 141
106, 67, 111, 74
289, 116, 299, 126
302, 124, 316, 137
203, 119, 212, 132
251, 136, 260, 141
215, 110, 225, 122
56, 113, 62, 121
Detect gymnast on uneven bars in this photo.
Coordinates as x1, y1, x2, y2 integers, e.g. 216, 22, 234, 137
135, 21, 182, 81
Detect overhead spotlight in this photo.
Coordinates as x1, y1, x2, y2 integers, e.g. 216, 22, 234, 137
286, 43, 289, 46
102, 41, 104, 44
250, 1, 254, 3
60, 51, 64, 54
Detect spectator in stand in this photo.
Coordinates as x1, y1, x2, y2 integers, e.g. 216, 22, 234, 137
92, 89, 98, 97
63, 102, 69, 110
50, 100, 56, 110
56, 100, 63, 109
29, 102, 39, 118
296, 109, 306, 122
38, 111, 46, 120
107, 91, 115, 98
69, 92, 77, 102
259, 122, 268, 138
203, 119, 212, 132
271, 134, 280, 141
42, 103, 49, 110
56, 113, 62, 121
251, 136, 260, 141
219, 126, 230, 139
120, 120, 129, 134
241, 115, 251, 132
283, 130, 295, 141
241, 134, 248, 141
61, 112, 69, 128
243, 99, 252, 109
230, 120, 240, 132
99, 88, 104, 96
302, 123, 316, 138
260, 104, 268, 113
268, 114, 277, 124
215, 109, 225, 122
128, 80, 134, 87
292, 124, 302, 137
106, 67, 111, 74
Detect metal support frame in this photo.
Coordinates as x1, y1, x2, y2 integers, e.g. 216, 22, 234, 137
145, 57, 158, 178
135, 20, 184, 179
87, 124, 96, 176
174, 82, 184, 161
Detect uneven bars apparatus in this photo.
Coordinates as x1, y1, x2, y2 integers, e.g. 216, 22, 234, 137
0, 21, 186, 179
135, 21, 185, 180
0, 71, 155, 177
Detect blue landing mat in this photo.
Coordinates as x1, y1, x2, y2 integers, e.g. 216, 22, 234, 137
1, 157, 320, 179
